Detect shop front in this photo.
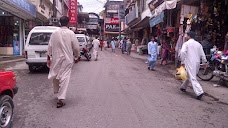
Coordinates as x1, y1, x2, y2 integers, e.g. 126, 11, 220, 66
0, 0, 36, 56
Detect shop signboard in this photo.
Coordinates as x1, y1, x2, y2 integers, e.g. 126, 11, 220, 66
4, 0, 36, 17
69, 0, 77, 25
167, 27, 175, 33
87, 25, 98, 30
87, 18, 99, 25
105, 23, 119, 32
105, 18, 119, 24
118, 4, 125, 22
13, 41, 20, 56
106, 1, 123, 11
149, 11, 164, 27
105, 18, 119, 32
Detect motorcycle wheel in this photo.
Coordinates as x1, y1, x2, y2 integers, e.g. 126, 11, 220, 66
197, 67, 214, 81
85, 54, 91, 61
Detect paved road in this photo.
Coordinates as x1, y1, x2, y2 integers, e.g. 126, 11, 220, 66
1, 50, 228, 128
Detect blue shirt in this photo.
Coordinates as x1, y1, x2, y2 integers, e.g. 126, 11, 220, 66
148, 41, 158, 61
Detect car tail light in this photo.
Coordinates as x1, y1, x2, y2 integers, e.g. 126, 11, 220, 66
25, 51, 28, 59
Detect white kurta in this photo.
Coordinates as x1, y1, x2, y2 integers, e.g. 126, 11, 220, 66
92, 39, 100, 60
179, 39, 207, 96
48, 27, 80, 100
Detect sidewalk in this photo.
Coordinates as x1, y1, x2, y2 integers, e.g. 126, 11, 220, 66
0, 55, 25, 64
130, 51, 228, 104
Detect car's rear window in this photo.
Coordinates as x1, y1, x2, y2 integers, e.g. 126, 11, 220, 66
77, 37, 85, 42
29, 33, 52, 45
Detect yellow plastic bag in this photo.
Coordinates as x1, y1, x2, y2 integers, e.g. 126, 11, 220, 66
175, 66, 187, 81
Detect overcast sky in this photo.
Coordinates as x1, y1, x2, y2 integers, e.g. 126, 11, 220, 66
78, 0, 106, 14
78, 0, 123, 14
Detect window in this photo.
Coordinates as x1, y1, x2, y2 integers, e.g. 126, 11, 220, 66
29, 33, 52, 45
77, 37, 85, 43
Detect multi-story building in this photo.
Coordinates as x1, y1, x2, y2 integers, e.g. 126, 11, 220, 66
0, 0, 69, 56
50, 0, 69, 26
124, 0, 228, 58
86, 13, 100, 36
103, 0, 124, 40
124, 0, 177, 46
29, 0, 53, 25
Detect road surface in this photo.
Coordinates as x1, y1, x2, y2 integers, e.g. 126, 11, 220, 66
1, 50, 228, 128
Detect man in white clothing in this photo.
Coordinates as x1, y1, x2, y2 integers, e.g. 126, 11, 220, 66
92, 36, 100, 61
179, 31, 207, 100
47, 16, 80, 108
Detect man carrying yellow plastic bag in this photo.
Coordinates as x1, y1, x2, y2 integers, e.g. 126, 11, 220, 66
175, 66, 187, 81
179, 31, 207, 100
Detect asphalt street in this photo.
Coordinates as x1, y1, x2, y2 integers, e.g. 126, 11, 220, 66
1, 50, 228, 128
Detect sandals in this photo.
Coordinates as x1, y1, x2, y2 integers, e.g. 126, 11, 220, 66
57, 100, 65, 108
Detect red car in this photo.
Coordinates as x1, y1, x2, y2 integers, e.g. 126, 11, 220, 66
0, 71, 18, 128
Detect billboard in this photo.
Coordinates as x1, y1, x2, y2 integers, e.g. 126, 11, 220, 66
69, 0, 77, 25
105, 24, 120, 32
104, 18, 119, 32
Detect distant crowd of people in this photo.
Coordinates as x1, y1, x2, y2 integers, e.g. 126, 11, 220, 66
96, 37, 132, 55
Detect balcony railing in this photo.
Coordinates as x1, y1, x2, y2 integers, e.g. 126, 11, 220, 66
125, 8, 138, 25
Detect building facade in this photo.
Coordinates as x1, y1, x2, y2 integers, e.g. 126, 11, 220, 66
0, 0, 36, 55
0, 0, 70, 56
123, 0, 228, 59
103, 0, 124, 40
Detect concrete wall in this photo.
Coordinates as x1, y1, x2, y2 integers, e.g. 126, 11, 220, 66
29, 0, 53, 20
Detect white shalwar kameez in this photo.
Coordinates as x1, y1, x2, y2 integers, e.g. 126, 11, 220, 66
48, 27, 80, 100
92, 39, 100, 60
179, 39, 207, 96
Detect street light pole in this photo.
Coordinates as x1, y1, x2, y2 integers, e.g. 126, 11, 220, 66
119, 17, 121, 40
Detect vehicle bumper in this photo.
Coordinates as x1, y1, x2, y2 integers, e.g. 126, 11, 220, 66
13, 86, 18, 95
26, 62, 47, 66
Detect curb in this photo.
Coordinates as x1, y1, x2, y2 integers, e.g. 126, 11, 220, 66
0, 58, 25, 64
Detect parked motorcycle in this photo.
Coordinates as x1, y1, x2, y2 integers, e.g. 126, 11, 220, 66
197, 50, 228, 86
80, 47, 91, 61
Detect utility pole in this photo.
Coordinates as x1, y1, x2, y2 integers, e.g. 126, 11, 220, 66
119, 14, 121, 40
118, 3, 125, 40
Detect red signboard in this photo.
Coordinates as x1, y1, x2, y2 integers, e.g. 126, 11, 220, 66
167, 27, 175, 33
69, 0, 77, 25
105, 18, 119, 24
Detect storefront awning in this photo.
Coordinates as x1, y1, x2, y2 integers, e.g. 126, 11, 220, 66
131, 17, 150, 29
149, 11, 164, 27
151, 0, 177, 18
0, 0, 36, 19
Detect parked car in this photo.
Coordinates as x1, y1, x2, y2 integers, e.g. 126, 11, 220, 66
24, 26, 60, 72
75, 34, 88, 49
0, 71, 18, 128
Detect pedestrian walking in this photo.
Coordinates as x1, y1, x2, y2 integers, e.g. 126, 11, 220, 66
100, 39, 104, 51
47, 16, 80, 108
104, 39, 107, 50
147, 36, 158, 71
126, 39, 132, 55
179, 31, 207, 100
92, 36, 100, 61
119, 39, 123, 49
160, 38, 170, 65
111, 38, 116, 52
122, 37, 127, 54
